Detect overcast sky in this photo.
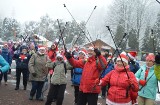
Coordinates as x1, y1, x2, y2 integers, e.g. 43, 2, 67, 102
0, 0, 113, 23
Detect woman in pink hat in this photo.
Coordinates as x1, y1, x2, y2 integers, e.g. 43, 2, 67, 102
135, 53, 158, 105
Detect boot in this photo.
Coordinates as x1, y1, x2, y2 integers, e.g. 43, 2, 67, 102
24, 86, 27, 90
29, 96, 33, 100
15, 86, 19, 90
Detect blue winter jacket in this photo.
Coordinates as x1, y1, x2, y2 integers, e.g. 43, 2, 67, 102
0, 55, 10, 73
101, 63, 114, 78
72, 68, 83, 85
135, 65, 157, 100
129, 61, 140, 74
1, 48, 12, 65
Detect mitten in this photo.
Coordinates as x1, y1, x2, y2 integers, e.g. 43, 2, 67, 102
155, 53, 160, 64
32, 73, 37, 77
130, 60, 135, 65
139, 80, 146, 86
65, 52, 72, 59
94, 48, 101, 56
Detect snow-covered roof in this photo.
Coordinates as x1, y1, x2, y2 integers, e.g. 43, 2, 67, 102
33, 34, 48, 41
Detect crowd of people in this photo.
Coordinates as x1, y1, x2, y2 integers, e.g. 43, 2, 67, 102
0, 39, 160, 105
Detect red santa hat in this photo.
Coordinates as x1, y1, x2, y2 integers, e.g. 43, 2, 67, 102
56, 53, 63, 59
38, 46, 46, 50
107, 56, 112, 60
128, 51, 137, 60
146, 53, 155, 61
79, 49, 87, 55
117, 53, 129, 64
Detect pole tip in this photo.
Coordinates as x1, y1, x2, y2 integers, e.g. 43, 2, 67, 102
94, 6, 97, 9
63, 4, 66, 7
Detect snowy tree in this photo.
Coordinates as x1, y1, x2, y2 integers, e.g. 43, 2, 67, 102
39, 14, 55, 41
128, 29, 139, 50
141, 25, 154, 52
105, 0, 155, 51
153, 12, 160, 53
1, 18, 21, 41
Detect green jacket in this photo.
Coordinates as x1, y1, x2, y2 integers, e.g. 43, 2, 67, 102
28, 53, 48, 81
154, 64, 160, 80
135, 65, 157, 100
47, 60, 72, 85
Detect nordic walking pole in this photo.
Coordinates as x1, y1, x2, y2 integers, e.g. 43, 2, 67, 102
57, 19, 67, 52
106, 26, 129, 79
63, 4, 96, 46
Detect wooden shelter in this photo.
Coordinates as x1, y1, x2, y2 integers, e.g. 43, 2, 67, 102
83, 39, 115, 54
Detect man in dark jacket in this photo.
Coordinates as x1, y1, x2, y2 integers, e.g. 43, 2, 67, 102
0, 44, 12, 85
14, 46, 31, 90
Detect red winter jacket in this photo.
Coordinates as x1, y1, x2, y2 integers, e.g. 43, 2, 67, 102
101, 65, 139, 103
48, 49, 58, 62
68, 55, 107, 93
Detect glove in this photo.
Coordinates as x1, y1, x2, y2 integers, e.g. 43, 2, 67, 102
139, 80, 146, 86
130, 60, 135, 65
65, 52, 72, 59
94, 48, 101, 56
32, 73, 37, 77
155, 53, 160, 64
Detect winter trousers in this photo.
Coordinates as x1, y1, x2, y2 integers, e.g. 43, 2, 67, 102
74, 85, 80, 103
0, 71, 8, 82
78, 91, 98, 105
45, 84, 66, 105
30, 81, 44, 99
138, 96, 155, 105
15, 68, 28, 88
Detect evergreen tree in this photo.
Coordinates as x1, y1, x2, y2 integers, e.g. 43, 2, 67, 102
114, 22, 126, 50
128, 29, 139, 51
153, 12, 160, 53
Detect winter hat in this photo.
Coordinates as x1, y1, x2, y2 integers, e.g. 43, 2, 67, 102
56, 53, 63, 59
79, 49, 87, 55
107, 56, 112, 60
128, 51, 137, 59
87, 46, 94, 51
38, 46, 46, 51
117, 53, 129, 64
146, 53, 155, 61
